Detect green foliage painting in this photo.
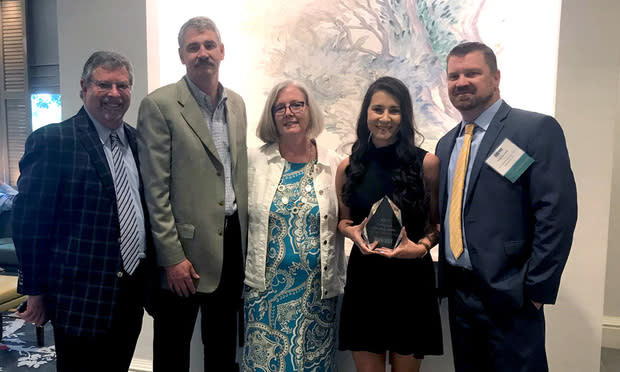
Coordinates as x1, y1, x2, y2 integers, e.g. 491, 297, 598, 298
260, 0, 488, 151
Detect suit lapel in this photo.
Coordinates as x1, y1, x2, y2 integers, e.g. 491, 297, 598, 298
436, 125, 460, 279
74, 107, 115, 195
438, 125, 460, 216
463, 102, 511, 204
124, 124, 139, 165
176, 79, 223, 165
225, 89, 240, 169
124, 124, 149, 210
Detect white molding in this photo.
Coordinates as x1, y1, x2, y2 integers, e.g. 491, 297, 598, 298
129, 358, 153, 372
602, 316, 620, 349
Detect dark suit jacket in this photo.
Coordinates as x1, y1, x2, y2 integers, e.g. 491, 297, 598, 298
13, 107, 154, 337
436, 101, 577, 311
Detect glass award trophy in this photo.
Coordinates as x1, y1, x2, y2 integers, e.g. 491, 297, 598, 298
363, 196, 403, 249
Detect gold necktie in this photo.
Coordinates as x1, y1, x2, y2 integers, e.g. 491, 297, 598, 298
449, 123, 475, 259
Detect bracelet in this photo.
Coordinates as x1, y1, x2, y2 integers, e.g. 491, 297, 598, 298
418, 240, 431, 258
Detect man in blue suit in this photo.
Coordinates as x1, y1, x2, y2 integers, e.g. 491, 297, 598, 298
13, 51, 153, 372
436, 42, 577, 371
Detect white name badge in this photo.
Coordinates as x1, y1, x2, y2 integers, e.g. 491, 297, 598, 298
485, 138, 534, 183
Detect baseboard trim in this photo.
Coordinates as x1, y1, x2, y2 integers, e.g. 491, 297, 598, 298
603, 316, 620, 349
129, 358, 153, 372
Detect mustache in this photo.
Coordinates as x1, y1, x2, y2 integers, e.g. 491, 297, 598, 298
454, 85, 475, 94
194, 57, 215, 67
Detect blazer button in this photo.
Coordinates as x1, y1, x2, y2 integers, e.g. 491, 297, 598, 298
219, 200, 224, 206
217, 172, 222, 177
319, 190, 324, 195
117, 271, 123, 278
118, 237, 122, 244
323, 265, 327, 271
218, 228, 223, 236
323, 215, 328, 220
323, 240, 327, 245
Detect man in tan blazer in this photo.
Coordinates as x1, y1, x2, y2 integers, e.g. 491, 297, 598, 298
137, 16, 248, 372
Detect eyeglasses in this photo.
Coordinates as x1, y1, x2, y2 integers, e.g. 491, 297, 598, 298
92, 80, 131, 92
272, 101, 306, 117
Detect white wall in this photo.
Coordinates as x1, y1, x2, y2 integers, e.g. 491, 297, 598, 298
55, 0, 619, 370
57, 0, 149, 127
552, 0, 620, 370
603, 23, 620, 347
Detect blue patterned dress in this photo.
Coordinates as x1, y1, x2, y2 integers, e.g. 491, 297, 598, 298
243, 161, 338, 372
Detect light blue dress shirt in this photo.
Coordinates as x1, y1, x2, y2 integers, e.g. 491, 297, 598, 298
444, 98, 503, 269
86, 110, 146, 258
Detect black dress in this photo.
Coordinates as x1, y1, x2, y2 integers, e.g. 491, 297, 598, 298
338, 142, 443, 357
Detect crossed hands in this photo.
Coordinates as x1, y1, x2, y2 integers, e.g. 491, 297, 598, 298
339, 218, 428, 259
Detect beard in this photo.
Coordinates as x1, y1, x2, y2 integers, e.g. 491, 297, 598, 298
450, 86, 496, 112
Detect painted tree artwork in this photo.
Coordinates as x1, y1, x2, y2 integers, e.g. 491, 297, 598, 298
256, 0, 489, 152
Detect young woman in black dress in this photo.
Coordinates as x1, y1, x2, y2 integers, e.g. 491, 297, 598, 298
336, 76, 443, 371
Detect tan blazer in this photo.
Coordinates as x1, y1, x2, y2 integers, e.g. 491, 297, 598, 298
137, 78, 248, 293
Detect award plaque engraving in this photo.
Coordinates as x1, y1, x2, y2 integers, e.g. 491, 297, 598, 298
363, 196, 403, 249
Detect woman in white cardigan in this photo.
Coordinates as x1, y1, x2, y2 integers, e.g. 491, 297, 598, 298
243, 81, 345, 371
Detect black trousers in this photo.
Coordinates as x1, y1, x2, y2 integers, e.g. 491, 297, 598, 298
447, 266, 548, 372
153, 212, 244, 372
53, 261, 147, 372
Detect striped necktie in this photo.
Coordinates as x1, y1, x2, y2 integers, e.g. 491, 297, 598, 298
449, 123, 475, 259
110, 130, 140, 275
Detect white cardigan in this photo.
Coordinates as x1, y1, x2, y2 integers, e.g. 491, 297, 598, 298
244, 141, 345, 299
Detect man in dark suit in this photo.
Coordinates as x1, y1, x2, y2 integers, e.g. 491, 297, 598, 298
436, 42, 578, 371
13, 51, 152, 372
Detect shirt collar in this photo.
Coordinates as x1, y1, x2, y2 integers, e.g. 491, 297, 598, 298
84, 107, 127, 147
184, 75, 227, 110
458, 98, 503, 135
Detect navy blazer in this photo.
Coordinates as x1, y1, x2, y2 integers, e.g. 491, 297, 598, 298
435, 101, 577, 311
13, 107, 153, 337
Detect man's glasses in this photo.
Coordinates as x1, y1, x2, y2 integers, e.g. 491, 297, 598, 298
272, 101, 306, 117
92, 80, 131, 93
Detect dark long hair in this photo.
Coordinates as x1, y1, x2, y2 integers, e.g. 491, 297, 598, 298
342, 76, 427, 223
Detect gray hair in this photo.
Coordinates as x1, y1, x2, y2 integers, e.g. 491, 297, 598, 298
80, 51, 134, 98
178, 16, 221, 48
256, 81, 325, 144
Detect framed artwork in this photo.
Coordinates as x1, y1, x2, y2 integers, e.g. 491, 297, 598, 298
157, 0, 561, 151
